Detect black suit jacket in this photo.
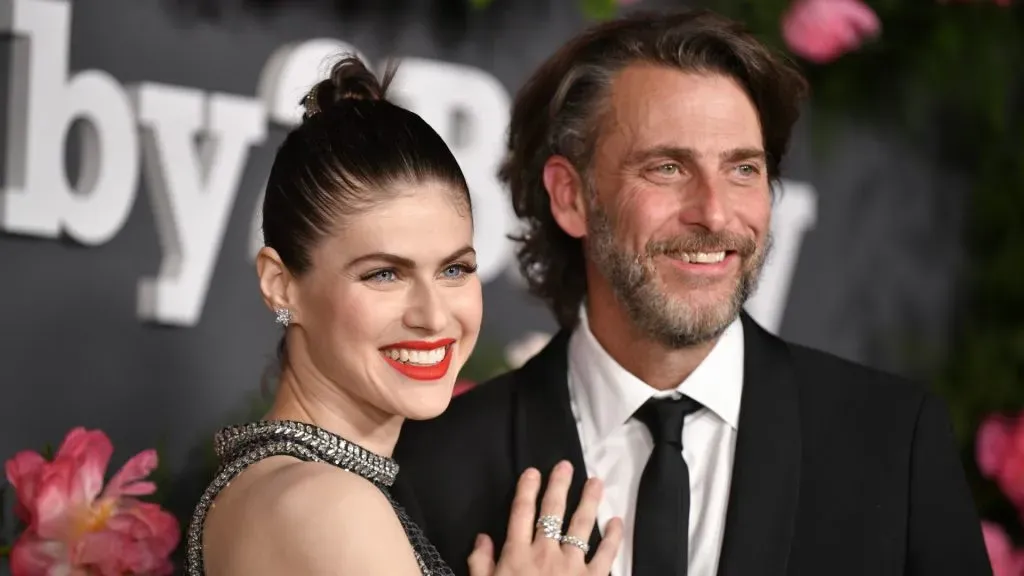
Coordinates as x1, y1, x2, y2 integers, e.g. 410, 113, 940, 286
392, 314, 992, 576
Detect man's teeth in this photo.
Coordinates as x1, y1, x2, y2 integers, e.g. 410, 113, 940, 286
383, 346, 447, 366
680, 251, 726, 264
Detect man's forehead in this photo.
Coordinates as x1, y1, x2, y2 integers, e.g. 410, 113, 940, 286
605, 66, 759, 121
600, 88, 763, 154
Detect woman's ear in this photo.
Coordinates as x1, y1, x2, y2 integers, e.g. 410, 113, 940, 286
256, 246, 298, 323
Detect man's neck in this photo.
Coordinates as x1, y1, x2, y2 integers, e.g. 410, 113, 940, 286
584, 292, 719, 391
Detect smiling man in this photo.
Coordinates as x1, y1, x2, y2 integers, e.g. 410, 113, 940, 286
578, 67, 770, 361
393, 9, 992, 576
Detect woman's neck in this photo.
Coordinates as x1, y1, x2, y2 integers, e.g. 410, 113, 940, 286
265, 363, 404, 458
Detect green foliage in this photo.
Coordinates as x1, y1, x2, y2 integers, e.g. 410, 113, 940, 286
457, 340, 511, 383
580, 0, 618, 20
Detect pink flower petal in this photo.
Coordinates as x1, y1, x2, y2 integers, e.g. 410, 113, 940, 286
93, 501, 181, 573
782, 0, 880, 63
124, 502, 182, 557
1009, 417, 1024, 453
834, 0, 881, 34
75, 530, 131, 574
978, 415, 1014, 477
103, 449, 158, 498
997, 454, 1024, 505
31, 460, 79, 541
10, 529, 69, 575
453, 380, 476, 397
982, 521, 1023, 576
56, 428, 113, 506
5, 451, 48, 523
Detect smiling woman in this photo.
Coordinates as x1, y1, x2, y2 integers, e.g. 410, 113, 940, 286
182, 53, 620, 576
270, 179, 482, 422
182, 55, 482, 576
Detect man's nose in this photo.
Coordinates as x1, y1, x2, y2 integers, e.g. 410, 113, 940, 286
678, 177, 728, 232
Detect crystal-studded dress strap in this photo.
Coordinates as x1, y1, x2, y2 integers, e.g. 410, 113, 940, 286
183, 420, 453, 576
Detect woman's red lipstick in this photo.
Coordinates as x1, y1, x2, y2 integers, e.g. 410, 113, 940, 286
380, 338, 456, 381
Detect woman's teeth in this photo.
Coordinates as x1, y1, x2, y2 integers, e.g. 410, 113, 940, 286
382, 346, 447, 366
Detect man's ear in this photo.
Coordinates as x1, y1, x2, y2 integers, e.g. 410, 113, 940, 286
542, 155, 588, 239
256, 247, 301, 325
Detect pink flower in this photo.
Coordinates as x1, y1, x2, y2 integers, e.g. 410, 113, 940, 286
982, 521, 1024, 576
978, 415, 1015, 477
1000, 424, 1024, 512
4, 427, 181, 576
782, 0, 881, 63
977, 414, 1024, 517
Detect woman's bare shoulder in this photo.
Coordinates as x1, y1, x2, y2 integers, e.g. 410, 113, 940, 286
202, 457, 422, 576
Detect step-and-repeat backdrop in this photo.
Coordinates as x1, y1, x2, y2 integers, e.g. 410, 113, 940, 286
0, 0, 966, 491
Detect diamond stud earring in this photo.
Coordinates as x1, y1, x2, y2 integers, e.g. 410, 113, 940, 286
274, 308, 292, 327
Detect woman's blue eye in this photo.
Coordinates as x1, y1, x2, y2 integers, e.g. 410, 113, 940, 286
369, 269, 397, 283
443, 264, 466, 278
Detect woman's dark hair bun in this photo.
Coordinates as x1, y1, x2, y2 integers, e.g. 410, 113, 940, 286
301, 55, 398, 120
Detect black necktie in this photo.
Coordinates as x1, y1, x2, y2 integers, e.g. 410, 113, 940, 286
632, 395, 703, 576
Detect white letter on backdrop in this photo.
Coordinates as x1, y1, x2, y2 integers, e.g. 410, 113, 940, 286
135, 83, 267, 326
0, 0, 139, 245
744, 179, 818, 334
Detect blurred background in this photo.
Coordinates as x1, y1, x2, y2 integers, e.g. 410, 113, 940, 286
0, 0, 1021, 572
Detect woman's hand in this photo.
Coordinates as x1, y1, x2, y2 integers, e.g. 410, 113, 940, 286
467, 461, 623, 576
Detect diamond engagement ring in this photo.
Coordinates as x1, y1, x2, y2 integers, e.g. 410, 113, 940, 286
560, 534, 590, 554
536, 514, 563, 541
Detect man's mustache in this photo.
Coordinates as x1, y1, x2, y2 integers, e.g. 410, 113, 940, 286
645, 231, 758, 259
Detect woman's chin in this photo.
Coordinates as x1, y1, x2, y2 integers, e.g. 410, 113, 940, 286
395, 386, 455, 421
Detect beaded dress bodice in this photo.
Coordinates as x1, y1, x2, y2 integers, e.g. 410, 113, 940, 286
185, 420, 454, 576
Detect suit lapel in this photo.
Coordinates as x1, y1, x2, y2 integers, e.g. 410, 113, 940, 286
511, 329, 604, 561
716, 314, 802, 576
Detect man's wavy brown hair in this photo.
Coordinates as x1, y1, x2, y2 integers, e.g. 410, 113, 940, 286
499, 9, 809, 329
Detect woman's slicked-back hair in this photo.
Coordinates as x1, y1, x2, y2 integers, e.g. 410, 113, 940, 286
500, 9, 809, 329
262, 55, 470, 277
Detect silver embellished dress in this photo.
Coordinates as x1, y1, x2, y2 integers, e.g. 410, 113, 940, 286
185, 420, 454, 576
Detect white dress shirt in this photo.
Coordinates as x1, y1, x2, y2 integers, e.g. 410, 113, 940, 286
566, 309, 745, 576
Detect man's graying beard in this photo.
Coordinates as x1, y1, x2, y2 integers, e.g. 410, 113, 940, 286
585, 198, 771, 349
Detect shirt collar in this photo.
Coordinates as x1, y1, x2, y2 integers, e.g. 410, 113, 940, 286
567, 307, 745, 445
